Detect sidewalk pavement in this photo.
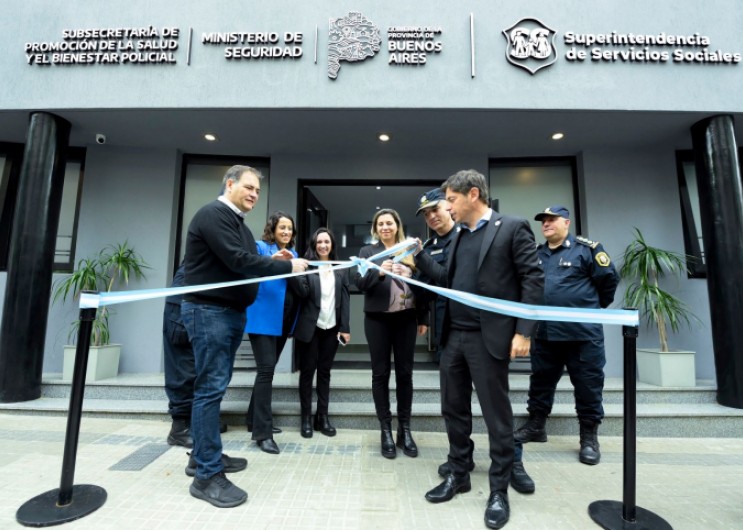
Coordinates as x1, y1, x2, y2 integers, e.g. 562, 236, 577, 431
1, 413, 741, 529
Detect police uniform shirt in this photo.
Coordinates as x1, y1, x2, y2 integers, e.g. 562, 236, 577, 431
536, 233, 619, 341
422, 225, 457, 265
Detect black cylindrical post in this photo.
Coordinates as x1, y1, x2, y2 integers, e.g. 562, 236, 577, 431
58, 305, 97, 505
691, 115, 743, 409
0, 111, 70, 403
622, 324, 638, 522
588, 322, 672, 530
16, 299, 107, 527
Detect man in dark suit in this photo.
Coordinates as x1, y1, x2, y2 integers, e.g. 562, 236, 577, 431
415, 169, 544, 530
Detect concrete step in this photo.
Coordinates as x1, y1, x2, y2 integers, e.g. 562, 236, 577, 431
34, 371, 719, 406
3, 395, 741, 438
1, 372, 739, 438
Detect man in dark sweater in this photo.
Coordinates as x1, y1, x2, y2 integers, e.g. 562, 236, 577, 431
181, 165, 308, 508
415, 170, 543, 530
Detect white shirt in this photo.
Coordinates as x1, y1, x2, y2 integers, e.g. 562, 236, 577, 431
316, 265, 336, 330
217, 196, 245, 218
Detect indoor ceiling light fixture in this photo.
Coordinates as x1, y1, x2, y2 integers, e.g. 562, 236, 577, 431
376, 186, 382, 190
204, 133, 218, 141
551, 132, 565, 140
378, 133, 391, 142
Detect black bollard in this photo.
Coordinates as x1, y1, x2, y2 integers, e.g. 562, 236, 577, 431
16, 300, 107, 527
588, 323, 672, 529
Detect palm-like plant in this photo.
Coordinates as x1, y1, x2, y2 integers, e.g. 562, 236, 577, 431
619, 228, 698, 352
53, 242, 149, 346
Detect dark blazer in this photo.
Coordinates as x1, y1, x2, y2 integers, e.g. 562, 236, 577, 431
291, 267, 351, 343
354, 243, 428, 323
415, 211, 544, 361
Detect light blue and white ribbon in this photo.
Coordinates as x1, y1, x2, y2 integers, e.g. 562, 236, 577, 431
78, 238, 638, 327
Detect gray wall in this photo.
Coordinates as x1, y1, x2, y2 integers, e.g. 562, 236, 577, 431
581, 148, 714, 380
2, 0, 742, 113
43, 146, 180, 373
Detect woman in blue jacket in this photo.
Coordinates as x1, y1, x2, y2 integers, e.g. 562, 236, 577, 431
291, 228, 351, 438
245, 211, 299, 454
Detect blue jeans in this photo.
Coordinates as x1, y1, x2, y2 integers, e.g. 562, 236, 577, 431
163, 302, 195, 420
181, 302, 246, 480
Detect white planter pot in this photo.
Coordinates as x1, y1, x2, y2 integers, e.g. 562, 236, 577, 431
62, 344, 121, 382
636, 348, 695, 387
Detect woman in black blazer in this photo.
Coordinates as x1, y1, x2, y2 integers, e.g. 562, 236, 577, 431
354, 208, 427, 459
291, 228, 351, 438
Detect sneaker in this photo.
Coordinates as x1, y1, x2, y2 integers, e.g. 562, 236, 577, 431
189, 471, 247, 508
185, 453, 248, 477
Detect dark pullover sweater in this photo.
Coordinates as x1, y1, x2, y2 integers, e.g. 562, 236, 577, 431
183, 200, 292, 311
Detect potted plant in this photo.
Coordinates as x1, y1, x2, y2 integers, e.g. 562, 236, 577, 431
53, 241, 149, 382
619, 228, 699, 387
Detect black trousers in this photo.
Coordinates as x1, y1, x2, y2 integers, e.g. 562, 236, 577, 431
163, 302, 195, 420
296, 325, 340, 415
246, 333, 288, 440
528, 339, 606, 423
441, 329, 513, 493
364, 310, 417, 424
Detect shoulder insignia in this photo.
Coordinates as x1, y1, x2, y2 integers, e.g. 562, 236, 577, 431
576, 235, 599, 249
595, 251, 611, 267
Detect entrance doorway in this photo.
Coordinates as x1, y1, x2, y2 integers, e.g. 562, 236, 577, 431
298, 179, 441, 368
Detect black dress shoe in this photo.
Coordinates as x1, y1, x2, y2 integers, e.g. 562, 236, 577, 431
510, 462, 535, 494
220, 422, 228, 434
257, 438, 280, 454
246, 424, 282, 434
425, 474, 472, 503
314, 414, 337, 437
484, 490, 510, 529
301, 414, 313, 438
437, 459, 475, 478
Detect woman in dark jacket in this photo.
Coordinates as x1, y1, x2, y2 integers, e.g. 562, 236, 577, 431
354, 208, 427, 459
291, 228, 351, 438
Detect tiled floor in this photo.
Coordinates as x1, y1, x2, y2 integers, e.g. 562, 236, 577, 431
1, 413, 741, 529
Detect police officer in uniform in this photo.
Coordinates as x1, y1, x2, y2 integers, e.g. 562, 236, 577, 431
514, 205, 619, 465
414, 188, 458, 362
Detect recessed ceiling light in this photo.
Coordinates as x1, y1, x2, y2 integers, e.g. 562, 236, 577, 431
204, 133, 217, 141
376, 206, 381, 210
376, 186, 381, 190
378, 133, 391, 142
551, 132, 564, 140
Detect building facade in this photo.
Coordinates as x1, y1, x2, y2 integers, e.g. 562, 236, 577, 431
1, 0, 742, 385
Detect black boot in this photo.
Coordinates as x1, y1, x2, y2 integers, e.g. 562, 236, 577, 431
513, 412, 548, 443
300, 414, 313, 438
167, 418, 193, 448
396, 421, 418, 457
510, 462, 535, 494
314, 413, 337, 437
380, 420, 396, 459
578, 419, 601, 465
